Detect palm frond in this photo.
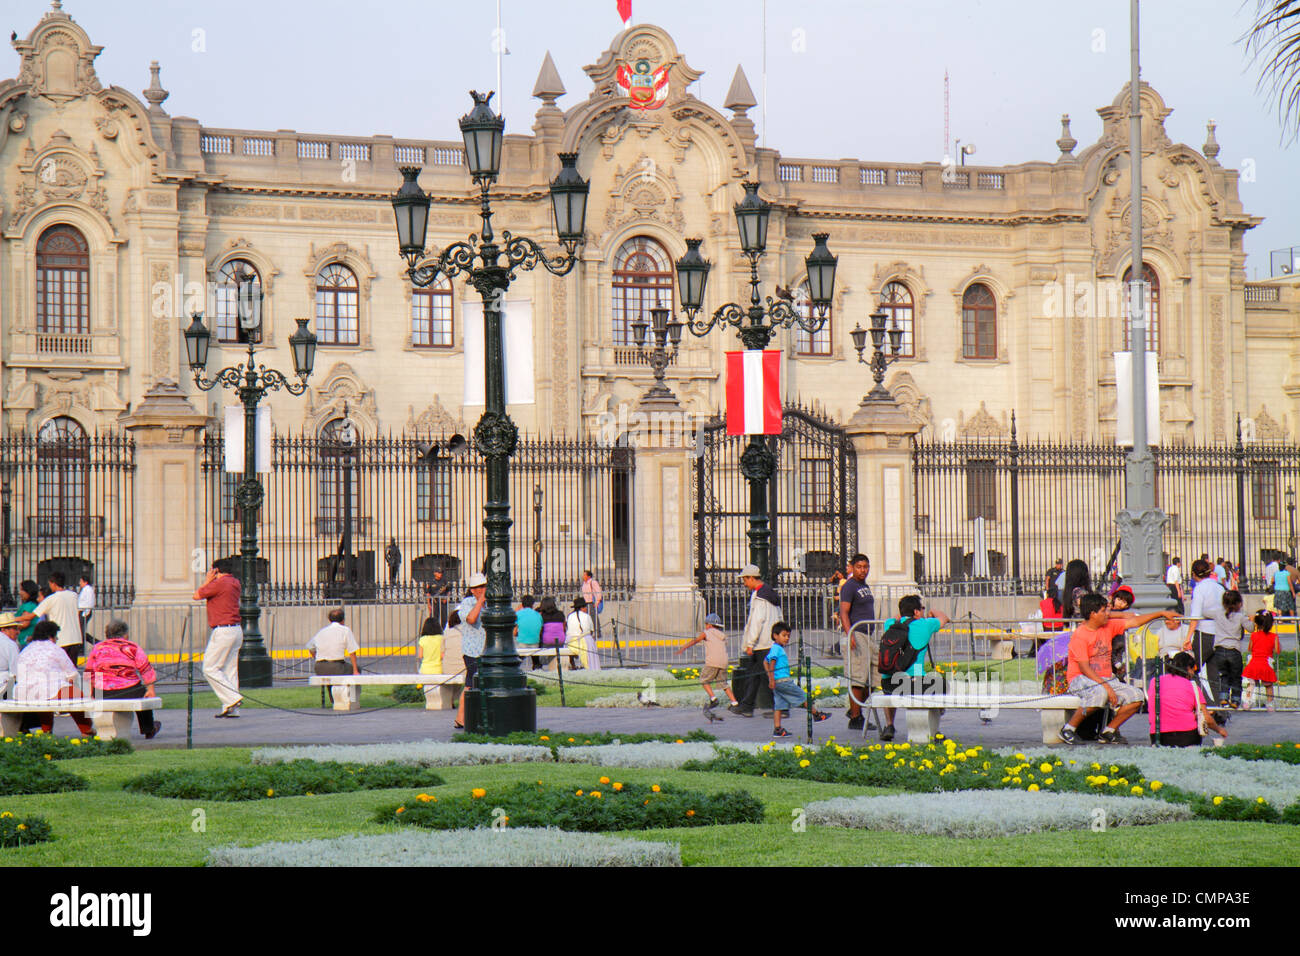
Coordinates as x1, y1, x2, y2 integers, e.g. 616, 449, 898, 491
1241, 0, 1300, 142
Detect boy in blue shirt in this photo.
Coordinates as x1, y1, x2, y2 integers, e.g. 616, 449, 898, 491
766, 622, 830, 738
878, 595, 951, 742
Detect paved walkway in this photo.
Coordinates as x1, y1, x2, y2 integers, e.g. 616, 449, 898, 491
131, 695, 1298, 750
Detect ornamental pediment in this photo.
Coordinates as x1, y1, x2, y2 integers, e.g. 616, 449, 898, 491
6, 128, 110, 232
12, 2, 104, 104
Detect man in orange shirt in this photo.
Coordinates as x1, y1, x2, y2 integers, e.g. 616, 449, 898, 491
1058, 592, 1174, 745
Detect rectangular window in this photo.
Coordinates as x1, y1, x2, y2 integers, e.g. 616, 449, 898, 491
1253, 462, 1279, 521
316, 290, 359, 345
799, 457, 831, 513
795, 323, 832, 356
965, 459, 997, 522
416, 467, 452, 522
412, 289, 454, 347
220, 472, 239, 524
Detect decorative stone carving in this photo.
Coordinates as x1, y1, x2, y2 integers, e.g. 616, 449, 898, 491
406, 396, 466, 436
1254, 405, 1287, 441
1056, 114, 1077, 157
958, 401, 1005, 438
886, 371, 934, 432
304, 363, 379, 433
1210, 295, 1226, 440
12, 6, 105, 104
551, 276, 570, 432
6, 129, 113, 233
1202, 121, 1220, 164
603, 156, 685, 234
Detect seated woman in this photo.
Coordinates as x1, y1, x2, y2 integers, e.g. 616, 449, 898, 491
14, 620, 94, 735
538, 596, 567, 671
1147, 651, 1227, 747
417, 616, 443, 675
83, 619, 161, 740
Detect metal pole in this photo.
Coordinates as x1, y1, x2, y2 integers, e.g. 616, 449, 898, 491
236, 373, 272, 686
341, 435, 354, 601
802, 629, 813, 743
1234, 415, 1247, 585
1118, 0, 1171, 614
0, 480, 11, 609
1009, 412, 1021, 594
184, 616, 193, 750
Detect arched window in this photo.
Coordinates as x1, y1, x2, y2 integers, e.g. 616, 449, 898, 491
412, 274, 454, 348
611, 237, 673, 346
880, 281, 915, 358
36, 225, 90, 336
317, 418, 361, 535
794, 282, 832, 355
315, 263, 359, 345
1122, 264, 1160, 354
961, 283, 997, 359
215, 260, 262, 344
36, 416, 88, 538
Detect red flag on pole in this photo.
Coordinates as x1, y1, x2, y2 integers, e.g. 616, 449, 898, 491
617, 0, 632, 25
725, 351, 782, 435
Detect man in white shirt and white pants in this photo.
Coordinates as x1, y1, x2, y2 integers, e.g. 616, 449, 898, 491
307, 607, 361, 706
77, 573, 95, 644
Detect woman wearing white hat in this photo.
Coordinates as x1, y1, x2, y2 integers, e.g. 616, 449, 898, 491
567, 596, 599, 672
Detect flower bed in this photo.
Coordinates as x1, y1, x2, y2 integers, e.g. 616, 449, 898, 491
684, 736, 1141, 796
668, 666, 735, 681
0, 811, 54, 847
124, 760, 445, 801
451, 729, 714, 748
252, 742, 551, 767
376, 779, 763, 832
0, 733, 132, 760
1209, 743, 1300, 765
208, 828, 681, 867
806, 790, 1193, 837
0, 756, 88, 796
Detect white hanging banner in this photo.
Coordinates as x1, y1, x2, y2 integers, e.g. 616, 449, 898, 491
463, 298, 536, 406
223, 406, 272, 473
1113, 351, 1160, 447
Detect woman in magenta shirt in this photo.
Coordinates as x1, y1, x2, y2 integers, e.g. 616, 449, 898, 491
83, 618, 160, 740
1147, 652, 1227, 747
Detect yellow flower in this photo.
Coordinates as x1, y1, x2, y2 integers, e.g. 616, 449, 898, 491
1039, 763, 1053, 774
761, 743, 773, 752
416, 794, 431, 803
859, 754, 870, 761
799, 759, 811, 768
1131, 786, 1144, 795
1012, 777, 1022, 784
1027, 784, 1039, 792
575, 789, 584, 796
1, 738, 9, 743
1090, 762, 1100, 770
43, 754, 51, 760
471, 788, 486, 798
1000, 777, 1011, 784
793, 745, 803, 754
591, 791, 602, 799
266, 789, 274, 796
1213, 796, 1223, 806
568, 737, 575, 743
1257, 797, 1267, 805
675, 739, 684, 744
1109, 765, 1119, 774
0, 812, 11, 819
539, 735, 550, 741
1014, 752, 1026, 761
16, 824, 25, 831
1150, 781, 1162, 791
1044, 777, 1054, 785
70, 739, 81, 746
599, 776, 610, 785
613, 782, 623, 791
651, 785, 660, 793
306, 792, 314, 797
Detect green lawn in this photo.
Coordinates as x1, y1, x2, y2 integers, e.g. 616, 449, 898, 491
3, 746, 1299, 866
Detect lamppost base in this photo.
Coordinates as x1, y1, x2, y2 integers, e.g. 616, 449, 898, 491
463, 687, 537, 736
237, 648, 273, 689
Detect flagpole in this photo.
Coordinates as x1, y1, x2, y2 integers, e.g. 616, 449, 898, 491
496, 0, 502, 103
761, 0, 767, 147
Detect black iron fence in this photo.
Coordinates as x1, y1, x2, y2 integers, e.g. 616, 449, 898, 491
694, 404, 858, 586
913, 415, 1300, 593
0, 432, 135, 607
201, 430, 634, 604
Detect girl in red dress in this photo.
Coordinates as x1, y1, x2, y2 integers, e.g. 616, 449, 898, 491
1242, 610, 1281, 711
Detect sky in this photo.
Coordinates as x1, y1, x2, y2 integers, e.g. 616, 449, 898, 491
6, 0, 1297, 273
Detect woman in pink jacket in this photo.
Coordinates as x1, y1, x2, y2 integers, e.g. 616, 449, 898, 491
83, 619, 161, 739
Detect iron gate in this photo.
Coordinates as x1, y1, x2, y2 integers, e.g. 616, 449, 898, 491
693, 403, 857, 593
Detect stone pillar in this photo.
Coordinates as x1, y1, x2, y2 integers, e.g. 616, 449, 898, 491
121, 379, 209, 605
845, 394, 923, 604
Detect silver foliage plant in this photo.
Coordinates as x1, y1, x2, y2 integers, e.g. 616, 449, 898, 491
556, 740, 768, 768
995, 745, 1300, 809
250, 741, 552, 767
208, 828, 681, 867
806, 790, 1193, 837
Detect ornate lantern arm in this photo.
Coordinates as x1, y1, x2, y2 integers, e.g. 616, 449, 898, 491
192, 364, 247, 393
685, 300, 747, 339
406, 239, 479, 287
501, 232, 581, 278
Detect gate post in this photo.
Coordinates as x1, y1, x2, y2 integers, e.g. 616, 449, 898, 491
845, 393, 924, 599
121, 379, 209, 605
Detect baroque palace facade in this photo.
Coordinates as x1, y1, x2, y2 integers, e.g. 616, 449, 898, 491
1, 4, 1298, 611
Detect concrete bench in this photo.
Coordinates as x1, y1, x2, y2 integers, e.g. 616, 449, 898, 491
0, 698, 163, 741
516, 647, 580, 662
309, 673, 464, 711
867, 691, 1084, 745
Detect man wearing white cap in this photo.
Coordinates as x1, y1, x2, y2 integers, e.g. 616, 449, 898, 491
453, 572, 488, 730
675, 611, 738, 711
0, 612, 22, 698
734, 564, 782, 717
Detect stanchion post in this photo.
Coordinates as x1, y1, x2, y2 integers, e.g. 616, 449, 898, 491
185, 616, 193, 751
555, 648, 567, 707
801, 629, 813, 743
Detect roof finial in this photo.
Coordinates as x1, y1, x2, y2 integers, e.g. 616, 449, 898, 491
1056, 114, 1076, 157
52, 1, 63, 10
1202, 119, 1220, 163
143, 60, 169, 112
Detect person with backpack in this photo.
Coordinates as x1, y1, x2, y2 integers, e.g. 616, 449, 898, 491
876, 595, 950, 742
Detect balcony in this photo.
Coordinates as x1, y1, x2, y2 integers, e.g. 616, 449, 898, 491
36, 333, 92, 355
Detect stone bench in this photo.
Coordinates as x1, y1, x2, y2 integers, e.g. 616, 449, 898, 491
0, 698, 163, 741
309, 673, 464, 711
867, 691, 1084, 745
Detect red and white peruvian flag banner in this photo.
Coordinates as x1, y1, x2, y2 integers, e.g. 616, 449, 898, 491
725, 350, 782, 435
617, 0, 632, 25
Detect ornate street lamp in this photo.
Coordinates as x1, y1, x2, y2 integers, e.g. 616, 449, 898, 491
391, 90, 589, 735
533, 484, 544, 596
674, 182, 836, 580
1287, 485, 1296, 566
0, 478, 11, 609
850, 304, 904, 402
631, 307, 683, 408
185, 275, 317, 687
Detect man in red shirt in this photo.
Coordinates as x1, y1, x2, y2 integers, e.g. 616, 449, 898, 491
1059, 592, 1174, 745
193, 558, 243, 718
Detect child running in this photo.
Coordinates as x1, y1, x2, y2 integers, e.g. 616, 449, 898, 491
1242, 609, 1282, 711
675, 612, 740, 711
766, 621, 830, 738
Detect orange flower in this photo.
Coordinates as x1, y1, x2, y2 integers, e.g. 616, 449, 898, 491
539, 735, 550, 741
613, 782, 623, 791
395, 807, 405, 814
575, 789, 584, 796
686, 809, 696, 817
471, 788, 486, 798
599, 776, 610, 784
591, 791, 602, 798
675, 739, 685, 744
651, 785, 661, 793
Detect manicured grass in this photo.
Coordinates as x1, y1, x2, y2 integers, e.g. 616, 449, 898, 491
4, 745, 1299, 866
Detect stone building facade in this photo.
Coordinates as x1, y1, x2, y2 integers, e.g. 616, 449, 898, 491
1, 4, 1297, 606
